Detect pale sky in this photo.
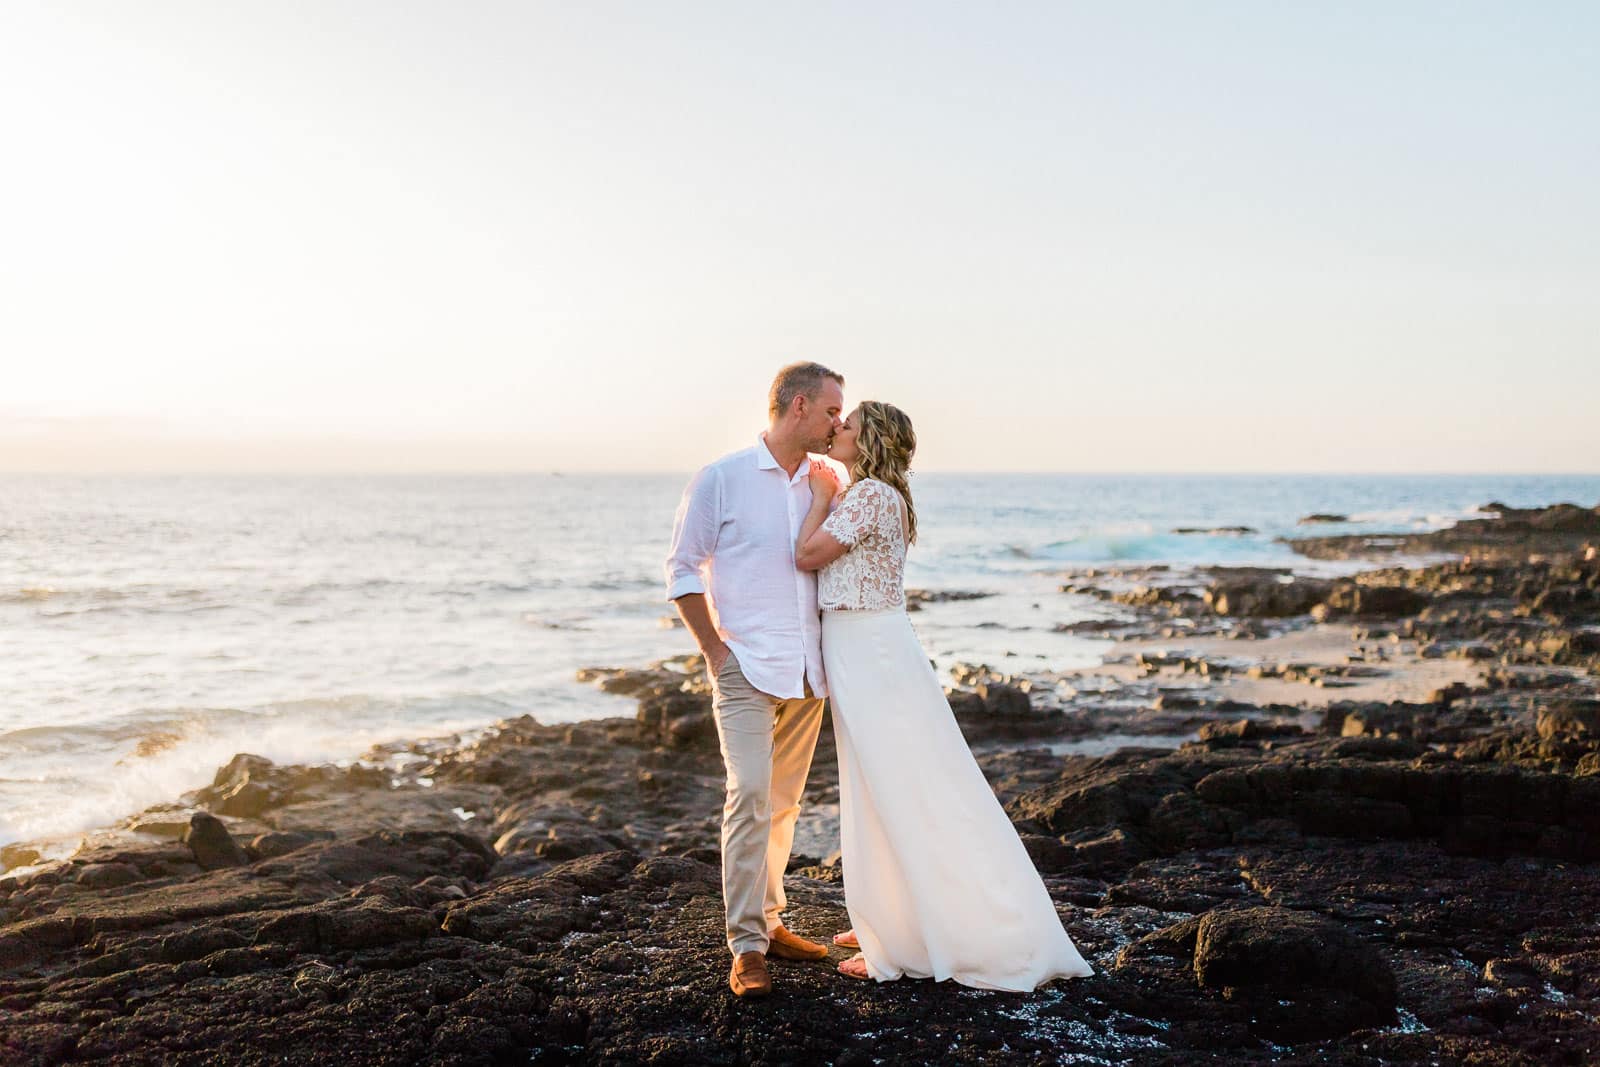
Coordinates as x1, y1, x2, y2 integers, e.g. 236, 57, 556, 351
2, 2, 1596, 473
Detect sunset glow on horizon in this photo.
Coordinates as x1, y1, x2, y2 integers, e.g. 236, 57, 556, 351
3, 2, 1596, 474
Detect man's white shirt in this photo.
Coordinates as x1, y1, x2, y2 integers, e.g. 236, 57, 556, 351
664, 434, 828, 700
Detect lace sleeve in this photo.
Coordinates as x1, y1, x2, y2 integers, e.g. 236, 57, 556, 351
822, 480, 893, 547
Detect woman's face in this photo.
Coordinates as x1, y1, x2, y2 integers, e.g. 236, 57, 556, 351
827, 407, 862, 465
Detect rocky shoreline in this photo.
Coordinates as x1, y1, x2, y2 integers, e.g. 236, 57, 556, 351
3, 502, 1599, 1064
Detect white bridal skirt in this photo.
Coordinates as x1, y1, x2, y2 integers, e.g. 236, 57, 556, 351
821, 607, 1094, 991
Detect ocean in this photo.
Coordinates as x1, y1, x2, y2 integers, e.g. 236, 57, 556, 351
4, 472, 1599, 855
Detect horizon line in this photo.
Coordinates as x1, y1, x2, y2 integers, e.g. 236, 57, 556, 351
4, 468, 1599, 479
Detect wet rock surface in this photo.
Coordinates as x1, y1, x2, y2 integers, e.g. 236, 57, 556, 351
4, 500, 1599, 1064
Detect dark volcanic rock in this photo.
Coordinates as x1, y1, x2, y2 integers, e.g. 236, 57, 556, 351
636, 687, 713, 748
1204, 572, 1332, 617
905, 588, 995, 611
441, 850, 638, 947
73, 862, 140, 889
976, 681, 1030, 715
1289, 500, 1600, 563
1504, 502, 1600, 533
1190, 906, 1396, 1040
246, 829, 335, 860
1537, 699, 1600, 742
205, 753, 281, 817
257, 895, 439, 952
945, 689, 985, 718
1009, 731, 1600, 873
1194, 755, 1600, 859
636, 688, 714, 748
578, 659, 720, 749
1323, 700, 1439, 740
183, 812, 247, 870
942, 678, 1084, 744
1317, 582, 1431, 620
3, 709, 1599, 1065
1195, 718, 1305, 746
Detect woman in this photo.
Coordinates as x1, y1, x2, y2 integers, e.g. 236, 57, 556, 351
794, 401, 1094, 990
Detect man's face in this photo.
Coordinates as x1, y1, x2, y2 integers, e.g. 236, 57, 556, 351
797, 378, 845, 454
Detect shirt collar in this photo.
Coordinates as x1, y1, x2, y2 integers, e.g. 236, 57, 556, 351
755, 433, 780, 470
757, 433, 809, 486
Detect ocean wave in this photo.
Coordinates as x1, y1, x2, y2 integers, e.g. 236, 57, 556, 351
582, 576, 656, 591
1345, 506, 1488, 531
521, 613, 592, 631
2, 587, 65, 603
0, 694, 511, 752
294, 577, 404, 593
0, 720, 150, 747
274, 576, 649, 600
974, 529, 1294, 567
0, 708, 238, 752
2, 585, 214, 604
1, 586, 130, 606
4, 585, 228, 621
0, 704, 504, 851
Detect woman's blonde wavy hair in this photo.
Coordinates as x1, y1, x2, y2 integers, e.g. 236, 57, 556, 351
847, 401, 917, 545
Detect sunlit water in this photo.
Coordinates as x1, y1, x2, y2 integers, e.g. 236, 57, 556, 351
3, 472, 1597, 850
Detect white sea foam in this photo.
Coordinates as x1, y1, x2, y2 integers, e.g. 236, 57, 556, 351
0, 707, 494, 851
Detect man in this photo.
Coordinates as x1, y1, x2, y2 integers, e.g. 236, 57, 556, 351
664, 361, 844, 997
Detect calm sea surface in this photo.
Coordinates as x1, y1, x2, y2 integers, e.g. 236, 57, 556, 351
4, 472, 1599, 851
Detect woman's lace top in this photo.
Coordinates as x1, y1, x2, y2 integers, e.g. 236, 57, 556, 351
818, 479, 907, 611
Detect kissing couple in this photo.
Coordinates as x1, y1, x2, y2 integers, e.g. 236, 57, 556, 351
665, 362, 1093, 997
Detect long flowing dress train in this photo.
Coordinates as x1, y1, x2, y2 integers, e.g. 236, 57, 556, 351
817, 479, 1093, 991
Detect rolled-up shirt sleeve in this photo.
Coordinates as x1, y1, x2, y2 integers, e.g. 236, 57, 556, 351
665, 465, 722, 601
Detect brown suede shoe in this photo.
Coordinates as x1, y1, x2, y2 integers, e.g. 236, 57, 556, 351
729, 951, 771, 997
766, 925, 830, 961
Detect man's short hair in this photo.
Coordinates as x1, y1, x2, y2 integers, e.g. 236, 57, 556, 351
768, 361, 844, 418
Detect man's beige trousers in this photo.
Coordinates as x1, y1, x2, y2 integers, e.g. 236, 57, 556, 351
711, 652, 825, 956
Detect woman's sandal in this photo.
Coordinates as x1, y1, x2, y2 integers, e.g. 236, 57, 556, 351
833, 929, 860, 950
838, 954, 870, 980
